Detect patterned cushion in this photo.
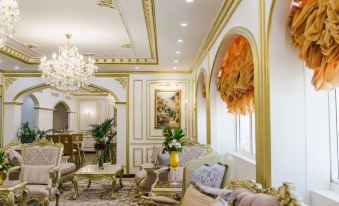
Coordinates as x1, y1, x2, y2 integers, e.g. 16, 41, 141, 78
155, 152, 170, 166
27, 185, 57, 196
181, 184, 215, 206
179, 146, 208, 166
23, 145, 60, 165
60, 162, 76, 176
8, 149, 22, 166
21, 165, 54, 185
196, 184, 232, 200
150, 145, 163, 163
191, 163, 227, 188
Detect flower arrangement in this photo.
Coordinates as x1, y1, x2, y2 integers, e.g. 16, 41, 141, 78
162, 127, 186, 153
0, 151, 11, 172
90, 118, 115, 150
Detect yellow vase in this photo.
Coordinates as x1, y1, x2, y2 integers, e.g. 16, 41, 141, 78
169, 151, 180, 170
0, 171, 3, 185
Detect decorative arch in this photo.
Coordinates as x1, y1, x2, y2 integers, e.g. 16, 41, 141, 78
195, 68, 208, 144
13, 83, 120, 102
53, 100, 71, 112
28, 94, 40, 108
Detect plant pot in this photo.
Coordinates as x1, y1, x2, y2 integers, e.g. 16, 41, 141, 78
98, 150, 104, 169
0, 171, 4, 185
169, 151, 180, 170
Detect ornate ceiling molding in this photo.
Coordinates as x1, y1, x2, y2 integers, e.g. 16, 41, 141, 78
0, 0, 158, 65
97, 0, 118, 9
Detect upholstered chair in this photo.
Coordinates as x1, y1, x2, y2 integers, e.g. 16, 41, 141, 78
8, 138, 64, 206
135, 140, 212, 196
140, 153, 233, 205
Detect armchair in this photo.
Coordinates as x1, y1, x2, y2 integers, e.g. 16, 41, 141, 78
8, 138, 64, 206
135, 140, 212, 196
140, 153, 232, 205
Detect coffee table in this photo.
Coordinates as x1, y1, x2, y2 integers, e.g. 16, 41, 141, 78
151, 180, 182, 200
72, 163, 123, 200
0, 180, 27, 206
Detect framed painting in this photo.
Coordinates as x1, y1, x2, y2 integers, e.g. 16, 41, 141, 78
154, 90, 181, 129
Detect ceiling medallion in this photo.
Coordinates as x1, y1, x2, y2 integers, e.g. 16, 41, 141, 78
97, 0, 117, 9
39, 34, 97, 91
0, 0, 20, 48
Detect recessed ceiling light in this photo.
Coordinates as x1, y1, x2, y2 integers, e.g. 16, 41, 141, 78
14, 66, 20, 70
185, 0, 194, 2
134, 66, 140, 70
180, 23, 188, 27
174, 60, 179, 63
176, 51, 181, 54
177, 39, 184, 43
173, 67, 177, 70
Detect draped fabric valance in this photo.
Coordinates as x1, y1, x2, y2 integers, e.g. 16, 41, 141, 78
217, 36, 254, 115
290, 0, 339, 90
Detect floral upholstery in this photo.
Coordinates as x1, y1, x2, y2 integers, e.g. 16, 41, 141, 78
179, 146, 209, 166
150, 145, 163, 163
191, 163, 227, 188
21, 165, 54, 185
22, 146, 60, 165
59, 162, 76, 176
232, 187, 280, 206
26, 185, 58, 196
7, 149, 22, 166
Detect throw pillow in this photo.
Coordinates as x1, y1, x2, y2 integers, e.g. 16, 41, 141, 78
20, 165, 54, 185
8, 149, 22, 166
155, 152, 170, 166
181, 184, 215, 206
211, 195, 229, 206
191, 163, 227, 188
192, 182, 232, 200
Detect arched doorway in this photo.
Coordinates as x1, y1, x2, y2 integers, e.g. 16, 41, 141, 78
53, 102, 70, 131
21, 95, 39, 130
196, 70, 208, 144
209, 27, 259, 180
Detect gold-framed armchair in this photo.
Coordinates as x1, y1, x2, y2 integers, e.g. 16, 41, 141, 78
135, 140, 213, 196
8, 138, 64, 206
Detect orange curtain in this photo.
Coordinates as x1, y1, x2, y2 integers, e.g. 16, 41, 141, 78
290, 0, 339, 90
217, 36, 254, 115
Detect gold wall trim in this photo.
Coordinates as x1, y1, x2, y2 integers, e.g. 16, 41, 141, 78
190, 0, 242, 72
1, 0, 158, 65
13, 83, 47, 102
206, 53, 211, 145
1, 70, 191, 76
71, 93, 109, 97
4, 102, 23, 105
5, 77, 16, 89
34, 107, 54, 111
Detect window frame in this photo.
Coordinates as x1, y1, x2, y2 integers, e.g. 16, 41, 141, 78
236, 114, 256, 157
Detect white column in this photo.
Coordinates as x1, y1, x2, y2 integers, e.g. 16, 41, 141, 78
4, 104, 22, 145
116, 103, 127, 173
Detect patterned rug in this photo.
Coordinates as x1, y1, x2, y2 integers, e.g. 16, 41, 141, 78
28, 178, 139, 206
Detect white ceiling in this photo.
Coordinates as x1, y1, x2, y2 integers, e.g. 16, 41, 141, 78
0, 0, 223, 72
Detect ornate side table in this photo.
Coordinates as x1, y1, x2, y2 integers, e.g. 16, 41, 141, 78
150, 181, 182, 200
72, 163, 123, 200
0, 180, 27, 206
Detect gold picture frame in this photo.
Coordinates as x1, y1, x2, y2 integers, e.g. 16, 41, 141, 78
154, 89, 181, 129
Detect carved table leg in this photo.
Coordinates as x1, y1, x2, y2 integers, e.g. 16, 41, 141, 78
72, 175, 80, 200
87, 180, 92, 188
111, 175, 117, 200
119, 169, 124, 188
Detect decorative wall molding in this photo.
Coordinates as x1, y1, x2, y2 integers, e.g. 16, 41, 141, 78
5, 77, 17, 89
97, 0, 118, 9
115, 77, 127, 89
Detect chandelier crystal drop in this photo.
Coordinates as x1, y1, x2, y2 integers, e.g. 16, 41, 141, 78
0, 0, 20, 48
39, 34, 97, 91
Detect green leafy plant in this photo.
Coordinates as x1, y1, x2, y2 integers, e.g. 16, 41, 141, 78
162, 127, 186, 153
0, 151, 11, 172
17, 122, 53, 143
90, 118, 115, 150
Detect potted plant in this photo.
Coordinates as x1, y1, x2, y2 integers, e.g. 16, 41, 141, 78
90, 118, 115, 169
162, 127, 186, 170
0, 151, 11, 185
17, 122, 37, 143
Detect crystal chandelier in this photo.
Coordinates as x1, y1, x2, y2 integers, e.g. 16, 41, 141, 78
0, 0, 20, 48
39, 34, 97, 91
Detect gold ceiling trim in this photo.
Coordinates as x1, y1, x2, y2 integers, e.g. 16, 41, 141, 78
0, 0, 158, 65
71, 93, 109, 96
189, 0, 241, 72
97, 0, 118, 9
